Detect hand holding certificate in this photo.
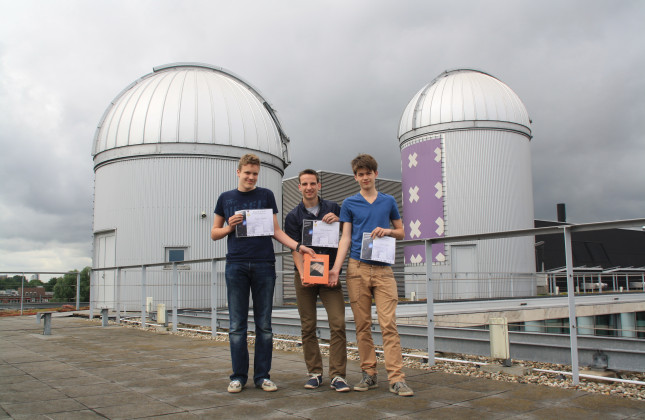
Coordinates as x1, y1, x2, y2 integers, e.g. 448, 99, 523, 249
301, 220, 340, 248
235, 209, 274, 237
360, 232, 396, 265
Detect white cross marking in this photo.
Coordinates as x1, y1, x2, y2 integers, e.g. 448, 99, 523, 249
410, 254, 423, 264
409, 219, 421, 239
434, 182, 443, 199
409, 186, 420, 203
434, 147, 441, 162
435, 252, 446, 262
435, 217, 444, 236
408, 152, 418, 168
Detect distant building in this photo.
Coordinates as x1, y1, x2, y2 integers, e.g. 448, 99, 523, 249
0, 287, 51, 303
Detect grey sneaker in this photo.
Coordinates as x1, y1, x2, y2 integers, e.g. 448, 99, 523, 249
258, 378, 278, 392
389, 381, 414, 397
227, 379, 243, 393
353, 371, 378, 392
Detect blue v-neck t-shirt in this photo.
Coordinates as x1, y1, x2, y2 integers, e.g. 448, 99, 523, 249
339, 191, 401, 264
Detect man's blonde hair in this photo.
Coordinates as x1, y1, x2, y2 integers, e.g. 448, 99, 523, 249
238, 153, 261, 170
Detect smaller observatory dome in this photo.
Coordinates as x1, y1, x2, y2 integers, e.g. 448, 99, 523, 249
93, 63, 289, 168
398, 69, 531, 143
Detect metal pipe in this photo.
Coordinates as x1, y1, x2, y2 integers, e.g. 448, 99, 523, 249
533, 369, 645, 386
76, 272, 81, 310
563, 227, 580, 385
425, 240, 435, 366
172, 263, 178, 332
141, 265, 147, 329
211, 259, 218, 338
116, 268, 121, 324
20, 272, 24, 315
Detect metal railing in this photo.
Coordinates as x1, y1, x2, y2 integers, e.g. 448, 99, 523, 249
8, 217, 643, 385
0, 270, 82, 315
404, 217, 645, 385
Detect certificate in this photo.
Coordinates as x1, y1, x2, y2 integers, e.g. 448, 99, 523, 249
301, 220, 340, 248
303, 254, 329, 285
235, 209, 274, 237
360, 232, 395, 264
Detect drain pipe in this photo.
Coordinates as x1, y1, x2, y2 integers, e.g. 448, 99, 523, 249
533, 369, 645, 386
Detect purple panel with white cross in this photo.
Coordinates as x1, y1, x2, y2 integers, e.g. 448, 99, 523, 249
401, 137, 445, 264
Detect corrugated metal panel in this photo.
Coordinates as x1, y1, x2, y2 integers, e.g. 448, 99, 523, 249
93, 156, 284, 266
398, 69, 531, 139
443, 129, 535, 274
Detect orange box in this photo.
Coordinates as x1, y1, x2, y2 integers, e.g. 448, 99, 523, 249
303, 254, 329, 285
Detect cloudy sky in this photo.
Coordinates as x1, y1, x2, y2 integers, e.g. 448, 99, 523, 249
1, 0, 644, 273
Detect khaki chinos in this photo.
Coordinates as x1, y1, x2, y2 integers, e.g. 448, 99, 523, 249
346, 258, 405, 384
293, 270, 347, 379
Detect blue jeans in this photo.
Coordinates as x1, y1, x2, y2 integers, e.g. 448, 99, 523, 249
225, 261, 276, 386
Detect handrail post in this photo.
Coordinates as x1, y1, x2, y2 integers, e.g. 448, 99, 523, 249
20, 272, 25, 316
141, 265, 147, 329
89, 270, 95, 320
76, 272, 81, 310
563, 227, 579, 385
211, 259, 218, 337
116, 268, 121, 324
425, 240, 435, 366
172, 262, 178, 332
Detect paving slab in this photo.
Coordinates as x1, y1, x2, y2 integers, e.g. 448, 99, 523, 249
1, 314, 643, 419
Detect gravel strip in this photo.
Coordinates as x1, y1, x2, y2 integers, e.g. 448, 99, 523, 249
109, 319, 645, 401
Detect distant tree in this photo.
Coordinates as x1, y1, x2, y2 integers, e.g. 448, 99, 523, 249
79, 267, 90, 302
28, 279, 44, 287
51, 268, 91, 302
44, 277, 57, 292
0, 275, 25, 290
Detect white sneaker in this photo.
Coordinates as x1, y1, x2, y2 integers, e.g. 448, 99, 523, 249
227, 379, 243, 393
258, 378, 278, 392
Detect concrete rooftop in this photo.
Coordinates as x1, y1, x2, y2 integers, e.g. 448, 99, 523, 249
1, 314, 644, 419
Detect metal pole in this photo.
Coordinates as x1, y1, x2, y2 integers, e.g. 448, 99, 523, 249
20, 273, 24, 316
425, 240, 435, 366
116, 268, 121, 324
76, 272, 81, 310
172, 262, 178, 332
563, 227, 580, 385
211, 259, 218, 337
141, 265, 147, 329
89, 270, 94, 320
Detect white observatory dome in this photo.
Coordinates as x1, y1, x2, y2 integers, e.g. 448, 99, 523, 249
398, 69, 531, 143
92, 63, 290, 169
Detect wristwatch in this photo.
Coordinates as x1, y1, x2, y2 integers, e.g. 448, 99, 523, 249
295, 243, 301, 252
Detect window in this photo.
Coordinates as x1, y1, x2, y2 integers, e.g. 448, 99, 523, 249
165, 247, 189, 269
168, 249, 185, 262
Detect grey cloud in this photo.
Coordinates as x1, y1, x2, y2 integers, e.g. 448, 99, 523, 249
1, 0, 644, 271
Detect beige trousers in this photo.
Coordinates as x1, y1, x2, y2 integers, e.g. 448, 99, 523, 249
346, 258, 405, 384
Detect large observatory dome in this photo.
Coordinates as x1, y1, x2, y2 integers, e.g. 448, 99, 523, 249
92, 63, 290, 170
398, 69, 531, 144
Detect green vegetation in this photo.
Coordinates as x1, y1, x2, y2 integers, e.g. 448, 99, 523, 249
50, 267, 90, 302
1, 267, 90, 302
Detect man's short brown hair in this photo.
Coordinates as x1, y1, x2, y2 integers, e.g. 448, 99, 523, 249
298, 169, 320, 184
238, 153, 261, 170
351, 154, 378, 174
